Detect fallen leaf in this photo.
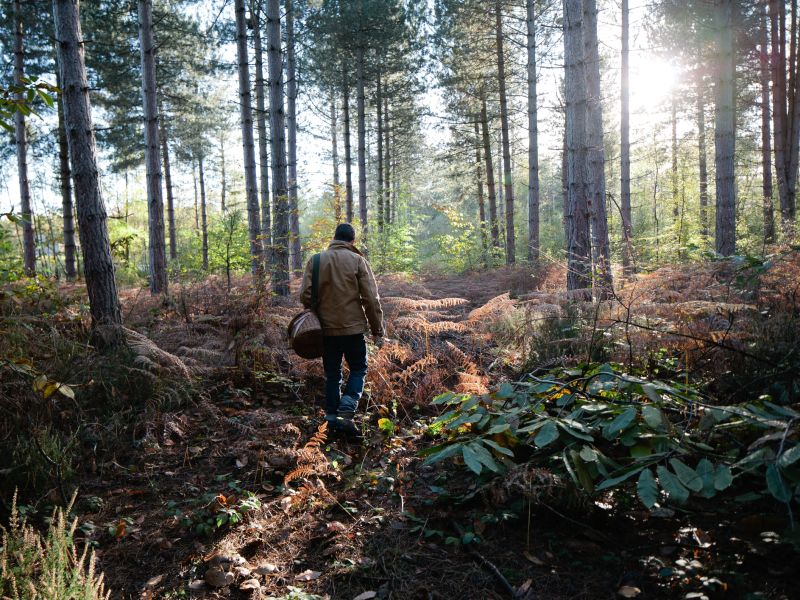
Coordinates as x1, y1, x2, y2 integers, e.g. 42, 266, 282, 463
114, 520, 127, 538
280, 496, 294, 511
234, 566, 252, 578
240, 578, 261, 591
523, 551, 545, 566
516, 579, 533, 595
617, 585, 641, 598
236, 456, 248, 468
188, 580, 205, 591
353, 592, 377, 600
144, 574, 164, 589
254, 563, 278, 575
327, 521, 347, 533
295, 569, 322, 581
205, 567, 234, 588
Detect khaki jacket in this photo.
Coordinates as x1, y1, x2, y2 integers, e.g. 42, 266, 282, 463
300, 240, 385, 337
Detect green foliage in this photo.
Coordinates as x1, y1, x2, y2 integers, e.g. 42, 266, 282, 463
0, 77, 56, 132
0, 492, 110, 599
424, 363, 800, 511
164, 479, 261, 537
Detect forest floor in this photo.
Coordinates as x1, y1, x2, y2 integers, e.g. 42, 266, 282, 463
2, 260, 799, 599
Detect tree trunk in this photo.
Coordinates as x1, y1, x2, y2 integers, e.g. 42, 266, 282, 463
495, 0, 515, 264
697, 76, 709, 239
234, 0, 263, 278
480, 92, 500, 251
200, 156, 208, 271
219, 132, 227, 212
286, 0, 301, 272
474, 120, 488, 267
343, 75, 354, 223
563, 0, 592, 295
376, 75, 384, 237
671, 94, 679, 221
53, 0, 123, 342
14, 0, 35, 277
160, 106, 177, 261
583, 0, 612, 295
383, 96, 391, 226
252, 1, 272, 266
356, 46, 368, 250
771, 0, 795, 234
762, 5, 776, 244
331, 92, 341, 222
138, 0, 168, 295
620, 0, 633, 274
526, 0, 540, 266
267, 0, 290, 295
192, 159, 199, 232
714, 0, 736, 256
56, 61, 76, 280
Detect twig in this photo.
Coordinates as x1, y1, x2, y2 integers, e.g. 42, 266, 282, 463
451, 520, 519, 598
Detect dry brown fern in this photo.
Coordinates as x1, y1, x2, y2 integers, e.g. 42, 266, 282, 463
397, 355, 438, 384
283, 422, 329, 486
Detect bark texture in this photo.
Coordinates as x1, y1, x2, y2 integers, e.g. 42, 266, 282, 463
343, 76, 354, 222
714, 0, 736, 256
762, 5, 776, 243
286, 0, 301, 272
56, 61, 76, 280
331, 93, 341, 222
495, 0, 515, 264
199, 156, 208, 271
620, 0, 633, 274
234, 0, 263, 277
138, 0, 168, 294
356, 46, 368, 250
53, 0, 123, 341
252, 2, 272, 265
14, 0, 35, 277
160, 111, 177, 261
267, 0, 290, 295
526, 0, 540, 265
480, 93, 500, 251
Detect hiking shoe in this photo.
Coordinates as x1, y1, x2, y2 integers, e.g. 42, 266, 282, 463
333, 416, 361, 438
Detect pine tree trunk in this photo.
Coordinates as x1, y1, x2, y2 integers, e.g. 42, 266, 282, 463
192, 159, 199, 232
762, 5, 776, 244
331, 93, 341, 222
474, 120, 488, 267
563, 0, 592, 296
356, 46, 368, 250
343, 76, 354, 223
771, 0, 794, 234
14, 0, 35, 277
160, 107, 177, 261
583, 0, 612, 295
697, 76, 709, 239
620, 0, 633, 274
138, 0, 168, 295
376, 75, 384, 236
480, 93, 500, 252
56, 62, 76, 280
714, 0, 736, 256
495, 0, 515, 264
219, 132, 227, 212
286, 0, 301, 272
267, 0, 290, 295
234, 0, 263, 278
252, 2, 273, 266
53, 0, 123, 342
383, 96, 391, 226
526, 0, 540, 265
199, 156, 208, 271
671, 94, 679, 222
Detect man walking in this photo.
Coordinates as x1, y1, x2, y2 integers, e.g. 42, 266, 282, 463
300, 223, 385, 437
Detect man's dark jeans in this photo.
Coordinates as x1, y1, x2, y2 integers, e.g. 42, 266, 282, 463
322, 333, 367, 417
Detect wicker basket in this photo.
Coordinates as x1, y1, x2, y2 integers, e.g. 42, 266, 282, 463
287, 309, 323, 359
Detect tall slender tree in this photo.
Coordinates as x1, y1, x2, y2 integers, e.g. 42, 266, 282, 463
251, 1, 272, 265
526, 0, 540, 266
343, 74, 354, 222
13, 0, 35, 276
267, 0, 290, 295
356, 44, 368, 249
234, 0, 263, 277
138, 0, 167, 294
494, 0, 514, 264
330, 93, 342, 221
286, 0, 301, 272
55, 61, 76, 280
620, 0, 633, 274
563, 0, 592, 295
53, 0, 122, 343
714, 0, 736, 256
761, 4, 776, 244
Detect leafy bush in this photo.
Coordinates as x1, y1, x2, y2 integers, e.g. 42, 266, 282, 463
423, 362, 800, 511
0, 492, 110, 599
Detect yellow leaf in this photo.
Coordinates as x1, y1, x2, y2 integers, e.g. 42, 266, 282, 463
43, 382, 58, 399
57, 384, 75, 400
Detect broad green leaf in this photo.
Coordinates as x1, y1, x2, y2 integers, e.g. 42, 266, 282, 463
432, 392, 457, 405
669, 459, 703, 492
469, 441, 501, 472
422, 443, 462, 464
495, 382, 514, 399
481, 438, 514, 457
604, 407, 637, 440
637, 468, 659, 508
569, 449, 594, 493
486, 423, 510, 435
696, 458, 717, 498
642, 405, 663, 429
534, 421, 559, 448
462, 445, 483, 475
656, 465, 689, 504
579, 445, 598, 462
596, 465, 644, 491
766, 464, 792, 503
714, 465, 733, 491
556, 421, 594, 442
642, 383, 662, 403
778, 444, 800, 468
630, 444, 653, 458
734, 447, 774, 472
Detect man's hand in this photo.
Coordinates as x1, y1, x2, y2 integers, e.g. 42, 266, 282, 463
372, 335, 388, 348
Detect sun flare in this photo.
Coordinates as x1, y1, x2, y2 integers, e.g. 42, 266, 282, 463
630, 58, 680, 109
